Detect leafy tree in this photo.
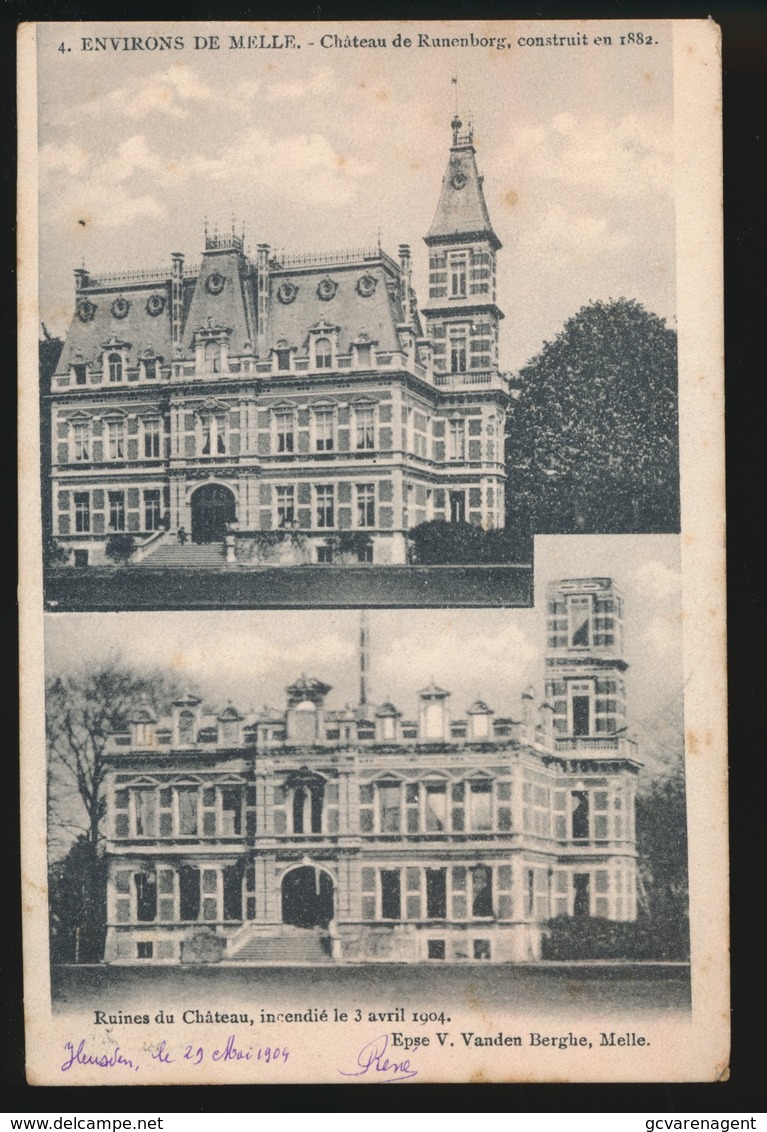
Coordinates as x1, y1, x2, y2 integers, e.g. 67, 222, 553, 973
49, 836, 107, 964
506, 299, 679, 534
635, 772, 690, 959
104, 533, 136, 565
43, 535, 70, 567
46, 662, 184, 960
407, 520, 531, 565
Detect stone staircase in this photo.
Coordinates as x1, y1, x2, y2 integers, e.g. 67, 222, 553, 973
227, 926, 332, 964
137, 540, 227, 568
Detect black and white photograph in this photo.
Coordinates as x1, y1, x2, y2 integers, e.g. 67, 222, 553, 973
18, 18, 727, 1084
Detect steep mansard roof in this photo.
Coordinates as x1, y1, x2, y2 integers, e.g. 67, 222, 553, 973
53, 247, 415, 376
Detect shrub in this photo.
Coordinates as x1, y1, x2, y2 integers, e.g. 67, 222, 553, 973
104, 533, 136, 564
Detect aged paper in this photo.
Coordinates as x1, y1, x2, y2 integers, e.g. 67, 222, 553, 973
19, 19, 727, 1084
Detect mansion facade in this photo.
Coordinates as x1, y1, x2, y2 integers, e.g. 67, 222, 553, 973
102, 577, 640, 964
47, 117, 510, 568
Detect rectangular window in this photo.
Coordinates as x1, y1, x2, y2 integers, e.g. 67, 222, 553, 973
449, 328, 468, 374
134, 789, 156, 837
74, 492, 90, 533
72, 422, 89, 461
571, 791, 590, 840
202, 416, 226, 455
426, 868, 447, 919
356, 483, 375, 528
315, 485, 335, 528
448, 419, 465, 460
469, 781, 493, 831
569, 681, 594, 736
473, 939, 491, 960
178, 787, 199, 835
276, 486, 295, 528
135, 874, 157, 922
143, 419, 161, 459
427, 939, 445, 959
380, 870, 401, 920
471, 865, 493, 917
108, 491, 125, 531
107, 420, 125, 460
355, 406, 375, 450
275, 411, 294, 453
136, 942, 153, 959
449, 254, 467, 298
424, 782, 447, 831
449, 490, 465, 523
314, 409, 334, 451
568, 595, 592, 648
144, 490, 162, 531
317, 545, 334, 563
379, 782, 401, 832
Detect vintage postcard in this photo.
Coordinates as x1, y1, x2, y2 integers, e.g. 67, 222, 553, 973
18, 19, 727, 1084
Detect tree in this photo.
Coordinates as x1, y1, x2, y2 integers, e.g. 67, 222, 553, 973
104, 533, 136, 565
635, 771, 690, 959
506, 299, 679, 534
407, 520, 531, 565
46, 661, 185, 960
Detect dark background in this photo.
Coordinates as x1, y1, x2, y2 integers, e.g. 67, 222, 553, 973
3, 0, 762, 1111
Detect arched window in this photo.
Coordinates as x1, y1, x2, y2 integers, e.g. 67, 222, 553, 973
315, 337, 332, 369
292, 783, 324, 834
108, 353, 123, 383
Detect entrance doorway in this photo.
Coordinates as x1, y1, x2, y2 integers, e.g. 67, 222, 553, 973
281, 866, 334, 929
190, 484, 235, 543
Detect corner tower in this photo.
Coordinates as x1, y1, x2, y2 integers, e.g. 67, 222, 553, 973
545, 578, 628, 741
422, 116, 503, 378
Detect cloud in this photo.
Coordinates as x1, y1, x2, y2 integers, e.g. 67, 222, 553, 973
103, 63, 226, 120
505, 111, 674, 201
633, 558, 682, 601
641, 614, 682, 659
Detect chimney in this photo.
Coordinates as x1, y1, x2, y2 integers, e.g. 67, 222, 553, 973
399, 244, 412, 326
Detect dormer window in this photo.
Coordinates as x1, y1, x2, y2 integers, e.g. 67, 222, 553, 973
72, 363, 87, 386
178, 710, 195, 745
204, 341, 220, 374
142, 358, 157, 381
108, 353, 123, 383
315, 337, 332, 370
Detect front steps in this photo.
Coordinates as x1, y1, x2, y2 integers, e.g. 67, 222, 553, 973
138, 540, 227, 568
227, 926, 332, 964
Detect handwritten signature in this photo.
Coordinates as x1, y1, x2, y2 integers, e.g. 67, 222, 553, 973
339, 1034, 417, 1083
61, 1040, 138, 1072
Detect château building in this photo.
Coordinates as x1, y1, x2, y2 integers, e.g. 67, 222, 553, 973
101, 577, 640, 964
47, 117, 510, 568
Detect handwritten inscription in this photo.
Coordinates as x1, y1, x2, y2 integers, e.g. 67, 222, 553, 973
61, 1037, 289, 1074
338, 1033, 418, 1083
61, 1040, 138, 1073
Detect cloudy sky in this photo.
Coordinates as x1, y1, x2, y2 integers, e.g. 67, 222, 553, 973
35, 19, 676, 371
44, 535, 684, 780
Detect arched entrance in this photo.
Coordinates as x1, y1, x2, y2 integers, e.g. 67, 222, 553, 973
190, 484, 235, 543
281, 866, 334, 929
